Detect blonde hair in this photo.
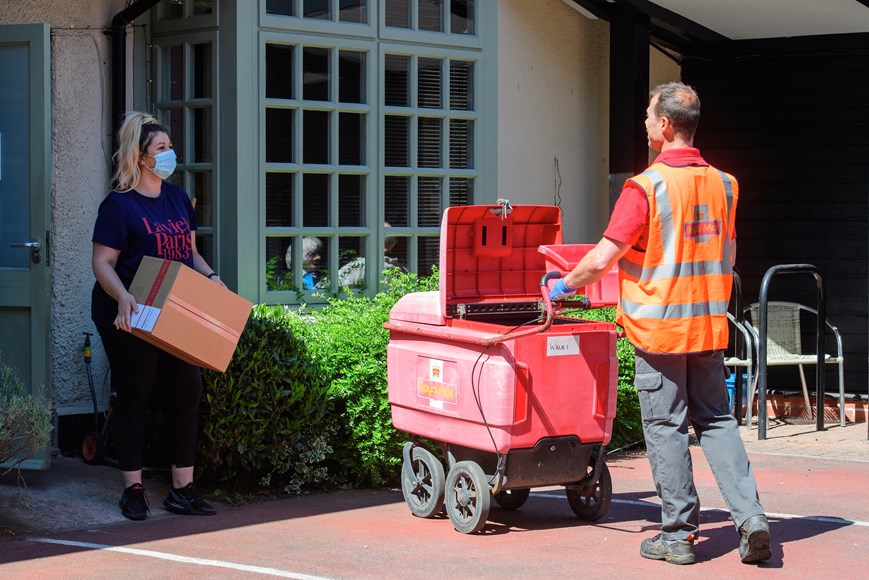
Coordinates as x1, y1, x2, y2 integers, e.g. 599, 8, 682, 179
112, 111, 170, 192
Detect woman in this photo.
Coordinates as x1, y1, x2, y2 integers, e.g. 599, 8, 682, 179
91, 112, 222, 520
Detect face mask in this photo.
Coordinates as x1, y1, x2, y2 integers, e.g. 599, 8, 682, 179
147, 150, 177, 180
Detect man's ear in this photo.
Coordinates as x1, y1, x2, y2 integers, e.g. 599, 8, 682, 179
659, 116, 674, 136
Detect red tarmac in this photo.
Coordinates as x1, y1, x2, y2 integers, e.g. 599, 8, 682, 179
1, 420, 867, 579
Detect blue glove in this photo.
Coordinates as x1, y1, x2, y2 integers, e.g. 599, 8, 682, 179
549, 278, 575, 301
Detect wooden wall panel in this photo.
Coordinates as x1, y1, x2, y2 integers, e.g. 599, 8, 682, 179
684, 47, 869, 394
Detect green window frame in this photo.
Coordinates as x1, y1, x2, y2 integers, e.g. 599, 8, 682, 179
150, 30, 219, 269
259, 0, 493, 303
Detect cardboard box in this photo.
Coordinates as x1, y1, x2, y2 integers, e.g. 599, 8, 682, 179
128, 256, 253, 372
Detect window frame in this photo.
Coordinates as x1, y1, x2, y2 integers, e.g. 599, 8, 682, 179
260, 31, 380, 302
150, 29, 220, 269
379, 42, 481, 273
255, 0, 495, 304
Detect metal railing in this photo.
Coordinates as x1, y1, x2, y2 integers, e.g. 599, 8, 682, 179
755, 264, 826, 440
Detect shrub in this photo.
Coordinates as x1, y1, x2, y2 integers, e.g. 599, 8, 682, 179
196, 272, 642, 495
566, 308, 643, 451
288, 268, 439, 487
0, 354, 53, 473
198, 305, 335, 494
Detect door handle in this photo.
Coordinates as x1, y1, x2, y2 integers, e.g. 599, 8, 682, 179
10, 241, 41, 251
9, 241, 42, 263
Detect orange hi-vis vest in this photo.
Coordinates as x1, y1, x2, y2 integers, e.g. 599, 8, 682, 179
617, 162, 737, 353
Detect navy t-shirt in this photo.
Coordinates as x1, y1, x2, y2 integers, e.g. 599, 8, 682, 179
91, 181, 198, 326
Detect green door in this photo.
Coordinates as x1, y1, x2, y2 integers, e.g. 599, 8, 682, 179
0, 24, 51, 469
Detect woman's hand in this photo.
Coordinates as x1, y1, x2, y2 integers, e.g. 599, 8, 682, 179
209, 274, 228, 290
93, 242, 140, 331
114, 291, 139, 332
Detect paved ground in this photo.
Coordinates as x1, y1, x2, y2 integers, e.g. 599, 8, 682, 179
0, 419, 866, 578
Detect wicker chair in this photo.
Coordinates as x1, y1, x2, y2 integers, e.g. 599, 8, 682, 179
744, 301, 845, 428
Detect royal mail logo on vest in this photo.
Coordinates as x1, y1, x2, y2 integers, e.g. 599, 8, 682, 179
684, 204, 721, 241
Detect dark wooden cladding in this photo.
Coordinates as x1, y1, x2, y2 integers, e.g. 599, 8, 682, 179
684, 45, 869, 393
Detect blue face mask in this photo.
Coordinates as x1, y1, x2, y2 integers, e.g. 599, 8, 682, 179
147, 150, 177, 180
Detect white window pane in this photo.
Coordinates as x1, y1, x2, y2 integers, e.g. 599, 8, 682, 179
418, 177, 442, 227
385, 176, 409, 227
449, 119, 472, 169
266, 44, 294, 100
339, 50, 365, 104
266, 108, 294, 163
304, 0, 330, 19
339, 0, 366, 23
418, 58, 442, 109
303, 47, 330, 101
419, 0, 443, 32
451, 0, 475, 34
303, 174, 330, 226
450, 60, 474, 110
266, 173, 294, 227
385, 54, 410, 106
385, 0, 410, 28
267, 0, 294, 16
339, 175, 364, 227
418, 117, 442, 168
385, 115, 409, 167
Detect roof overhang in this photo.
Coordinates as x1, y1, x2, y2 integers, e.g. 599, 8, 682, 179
569, 0, 869, 58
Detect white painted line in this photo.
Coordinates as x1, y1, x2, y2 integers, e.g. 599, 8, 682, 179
29, 538, 330, 579
532, 493, 869, 527
745, 451, 869, 464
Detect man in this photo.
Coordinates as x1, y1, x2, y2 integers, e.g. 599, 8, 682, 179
549, 82, 771, 565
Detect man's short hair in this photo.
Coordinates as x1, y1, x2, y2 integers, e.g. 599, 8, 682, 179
651, 82, 701, 140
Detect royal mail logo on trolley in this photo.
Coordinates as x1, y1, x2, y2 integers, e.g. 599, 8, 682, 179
418, 378, 457, 405
547, 335, 580, 357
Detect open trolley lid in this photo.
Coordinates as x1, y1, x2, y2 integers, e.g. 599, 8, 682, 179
438, 203, 563, 319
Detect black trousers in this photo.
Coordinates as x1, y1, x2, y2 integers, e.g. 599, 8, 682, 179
98, 325, 202, 472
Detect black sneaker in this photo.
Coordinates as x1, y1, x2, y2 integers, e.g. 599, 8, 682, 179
739, 514, 771, 563
164, 482, 216, 516
640, 533, 696, 565
119, 483, 150, 521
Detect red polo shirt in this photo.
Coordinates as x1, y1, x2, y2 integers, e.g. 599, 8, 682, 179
603, 148, 734, 251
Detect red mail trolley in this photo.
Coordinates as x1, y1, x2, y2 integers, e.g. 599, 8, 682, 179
385, 203, 620, 533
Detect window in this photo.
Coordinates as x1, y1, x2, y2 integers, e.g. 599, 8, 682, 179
263, 36, 373, 294
266, 0, 369, 23
383, 51, 477, 275
152, 35, 217, 267
385, 0, 475, 34
262, 4, 483, 301
161, 0, 214, 19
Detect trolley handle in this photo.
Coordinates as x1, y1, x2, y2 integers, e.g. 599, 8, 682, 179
540, 271, 591, 311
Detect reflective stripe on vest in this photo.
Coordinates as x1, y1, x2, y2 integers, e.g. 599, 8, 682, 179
616, 163, 736, 353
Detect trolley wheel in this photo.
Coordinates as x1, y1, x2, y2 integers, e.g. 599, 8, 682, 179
566, 461, 612, 521
493, 488, 531, 510
401, 446, 445, 518
81, 432, 104, 465
444, 461, 491, 534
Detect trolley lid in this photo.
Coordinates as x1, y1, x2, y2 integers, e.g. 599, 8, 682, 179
438, 203, 562, 319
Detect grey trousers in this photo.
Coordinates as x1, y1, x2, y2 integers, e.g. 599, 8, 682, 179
634, 349, 765, 541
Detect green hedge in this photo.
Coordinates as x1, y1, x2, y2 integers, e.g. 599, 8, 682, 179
571, 308, 643, 451
199, 305, 337, 495
284, 268, 440, 487
199, 273, 642, 493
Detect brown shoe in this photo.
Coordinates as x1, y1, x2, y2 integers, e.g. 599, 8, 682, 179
739, 514, 771, 563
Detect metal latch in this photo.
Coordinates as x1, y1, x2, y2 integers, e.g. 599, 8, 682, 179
495, 198, 512, 220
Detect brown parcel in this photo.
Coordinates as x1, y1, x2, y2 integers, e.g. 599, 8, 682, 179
128, 256, 253, 372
